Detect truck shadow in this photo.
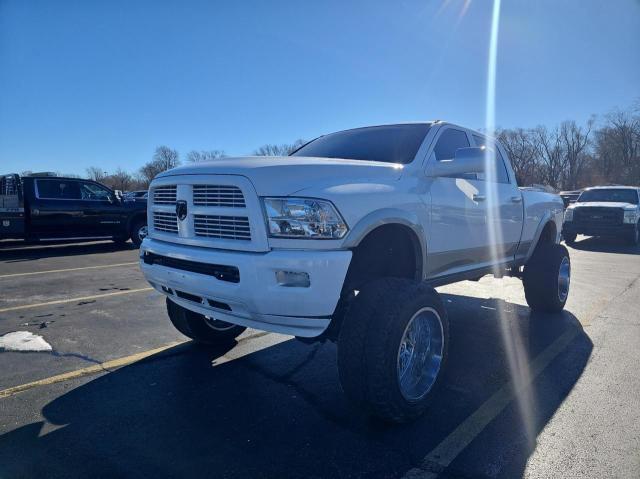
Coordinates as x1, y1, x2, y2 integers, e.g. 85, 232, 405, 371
568, 236, 639, 254
0, 294, 592, 478
0, 240, 135, 262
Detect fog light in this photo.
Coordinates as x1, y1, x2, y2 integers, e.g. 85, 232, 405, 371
276, 271, 310, 287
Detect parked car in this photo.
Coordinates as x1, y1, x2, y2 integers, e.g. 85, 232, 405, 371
559, 189, 583, 208
139, 122, 568, 423
0, 173, 148, 247
124, 190, 149, 200
562, 186, 640, 245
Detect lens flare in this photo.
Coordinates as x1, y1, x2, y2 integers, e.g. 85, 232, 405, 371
484, 0, 536, 448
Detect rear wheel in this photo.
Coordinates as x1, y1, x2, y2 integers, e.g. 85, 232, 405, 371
523, 243, 571, 313
166, 298, 246, 344
337, 278, 449, 423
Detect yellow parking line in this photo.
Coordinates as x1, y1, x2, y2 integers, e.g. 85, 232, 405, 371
0, 262, 138, 279
0, 331, 286, 399
0, 341, 185, 399
0, 287, 154, 313
403, 327, 579, 479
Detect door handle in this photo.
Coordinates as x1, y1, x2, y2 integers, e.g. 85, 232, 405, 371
473, 194, 486, 202
511, 196, 523, 203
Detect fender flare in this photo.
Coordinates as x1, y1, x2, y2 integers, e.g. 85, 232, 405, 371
523, 211, 558, 263
342, 208, 427, 280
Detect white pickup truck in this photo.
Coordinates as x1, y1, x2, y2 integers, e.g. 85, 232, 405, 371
140, 122, 568, 423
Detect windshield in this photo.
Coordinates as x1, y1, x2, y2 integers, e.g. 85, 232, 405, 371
291, 124, 431, 164
578, 189, 639, 204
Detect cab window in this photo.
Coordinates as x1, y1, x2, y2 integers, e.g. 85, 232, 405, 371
472, 134, 510, 183
36, 179, 81, 199
434, 129, 470, 161
80, 181, 112, 201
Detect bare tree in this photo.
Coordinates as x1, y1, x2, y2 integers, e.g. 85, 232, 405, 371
139, 146, 180, 186
108, 168, 134, 191
86, 167, 107, 183
559, 119, 593, 190
496, 128, 540, 185
152, 146, 180, 170
594, 108, 640, 185
187, 150, 226, 162
534, 126, 566, 190
253, 139, 307, 156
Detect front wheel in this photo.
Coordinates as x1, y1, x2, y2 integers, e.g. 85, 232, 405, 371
166, 298, 246, 345
130, 220, 148, 248
337, 278, 449, 423
563, 232, 577, 245
523, 243, 571, 313
627, 222, 639, 246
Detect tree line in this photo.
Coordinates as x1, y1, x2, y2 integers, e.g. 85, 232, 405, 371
84, 140, 306, 191
84, 102, 638, 192
497, 102, 639, 190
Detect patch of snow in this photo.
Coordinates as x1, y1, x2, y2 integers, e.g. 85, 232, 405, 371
0, 331, 52, 352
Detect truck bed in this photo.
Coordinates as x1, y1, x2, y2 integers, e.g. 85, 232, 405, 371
1, 174, 26, 239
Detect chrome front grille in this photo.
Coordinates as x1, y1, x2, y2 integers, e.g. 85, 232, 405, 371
193, 214, 251, 240
153, 185, 177, 204
149, 176, 267, 251
193, 185, 245, 208
153, 211, 178, 233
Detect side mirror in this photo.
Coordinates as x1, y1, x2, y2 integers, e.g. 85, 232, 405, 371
113, 190, 123, 203
429, 147, 489, 177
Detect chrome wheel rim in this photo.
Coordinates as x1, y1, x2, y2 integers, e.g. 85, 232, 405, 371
397, 307, 444, 401
138, 225, 148, 241
558, 256, 570, 303
204, 316, 236, 332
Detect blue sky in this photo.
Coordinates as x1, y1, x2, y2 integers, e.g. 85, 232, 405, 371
1, 0, 639, 176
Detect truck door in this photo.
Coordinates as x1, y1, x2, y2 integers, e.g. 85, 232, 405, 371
77, 180, 126, 236
425, 127, 490, 277
471, 134, 524, 263
29, 178, 89, 238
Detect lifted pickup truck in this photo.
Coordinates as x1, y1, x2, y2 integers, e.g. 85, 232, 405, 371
1, 174, 148, 247
562, 186, 640, 245
140, 122, 568, 422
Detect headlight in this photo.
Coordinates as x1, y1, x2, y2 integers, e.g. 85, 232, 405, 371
564, 208, 574, 222
623, 210, 638, 224
263, 197, 348, 239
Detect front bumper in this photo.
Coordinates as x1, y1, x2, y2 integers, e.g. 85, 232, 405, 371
140, 238, 352, 337
562, 222, 635, 237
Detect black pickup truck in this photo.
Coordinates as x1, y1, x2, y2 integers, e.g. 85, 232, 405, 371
0, 174, 148, 247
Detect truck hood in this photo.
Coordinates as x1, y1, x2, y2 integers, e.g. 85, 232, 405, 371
572, 201, 636, 209
157, 156, 404, 196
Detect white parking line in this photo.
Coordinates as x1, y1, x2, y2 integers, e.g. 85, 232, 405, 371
0, 288, 154, 313
0, 262, 138, 279
403, 326, 579, 479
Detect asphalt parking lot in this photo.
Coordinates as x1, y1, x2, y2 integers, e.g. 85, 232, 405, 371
0, 237, 639, 478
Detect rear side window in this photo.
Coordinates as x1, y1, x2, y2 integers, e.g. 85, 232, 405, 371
434, 129, 470, 161
472, 134, 510, 184
36, 179, 81, 199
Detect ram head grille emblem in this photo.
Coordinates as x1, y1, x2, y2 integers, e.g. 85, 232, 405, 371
176, 200, 188, 221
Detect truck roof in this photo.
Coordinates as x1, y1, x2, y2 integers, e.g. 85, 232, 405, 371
584, 185, 639, 191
